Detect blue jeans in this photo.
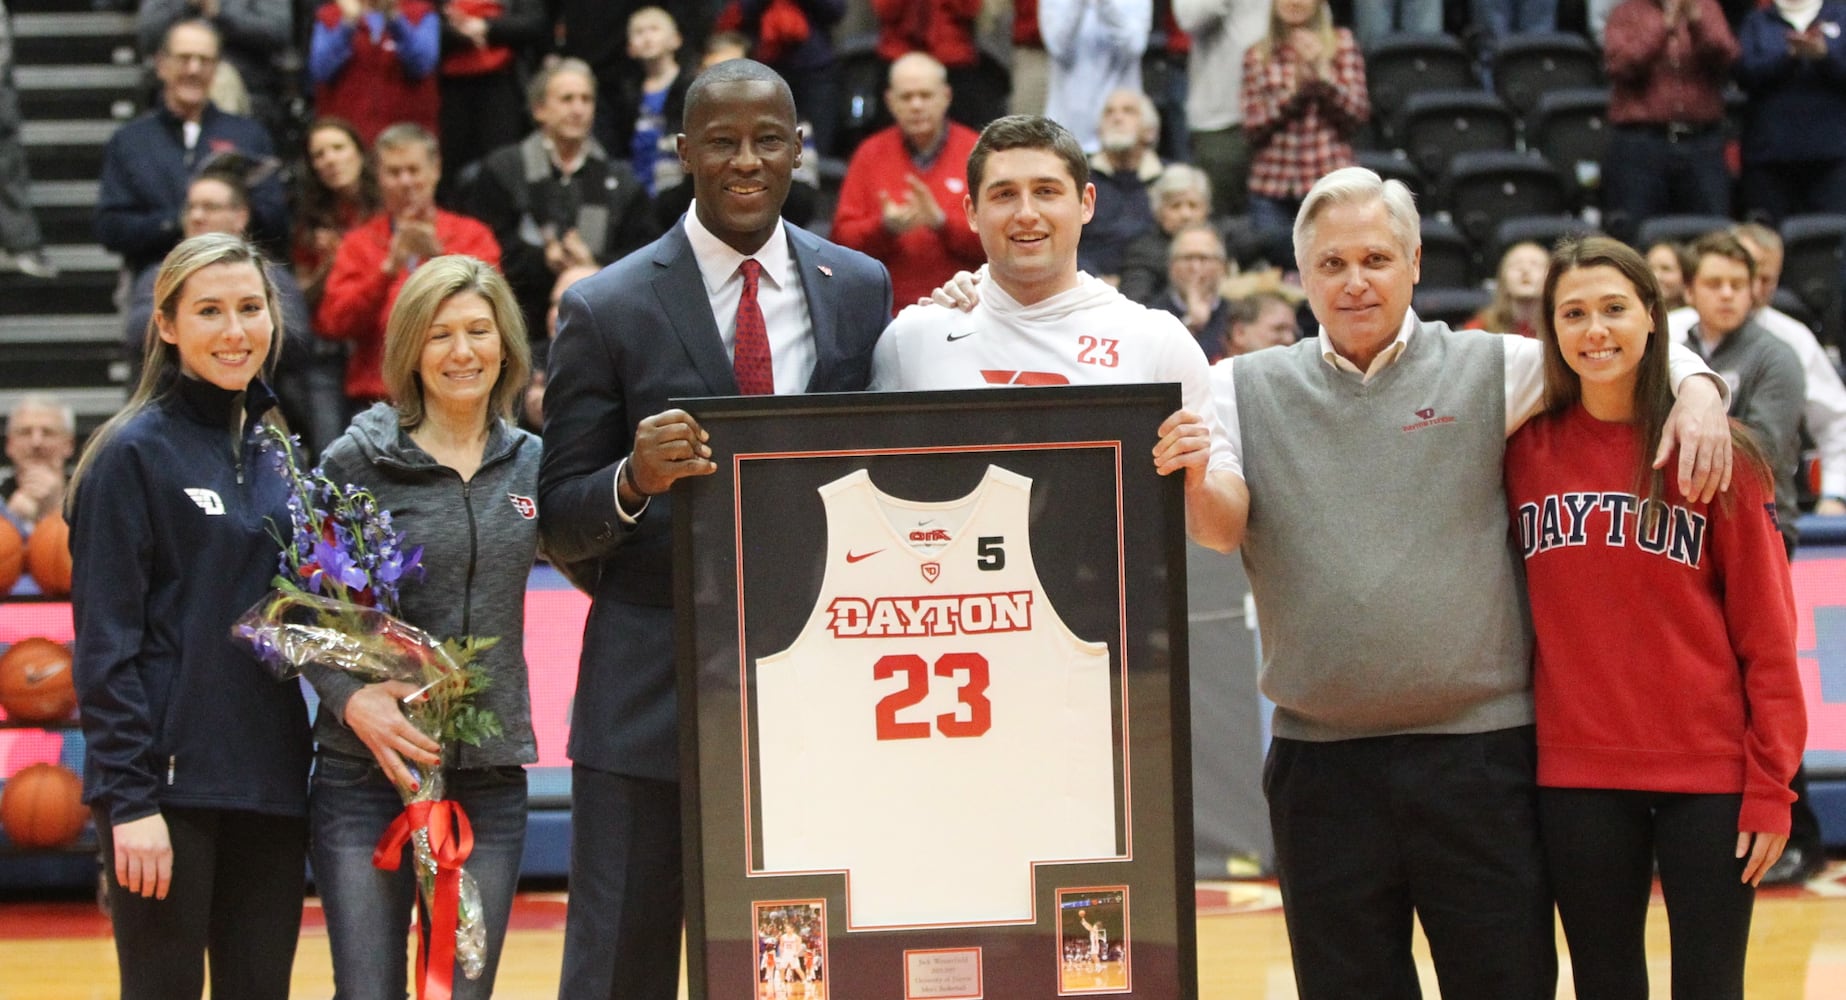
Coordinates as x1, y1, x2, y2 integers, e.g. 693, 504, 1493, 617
1600, 125, 1732, 245
1352, 0, 1443, 49
1742, 158, 1846, 225
310, 750, 529, 1000
1472, 0, 1558, 40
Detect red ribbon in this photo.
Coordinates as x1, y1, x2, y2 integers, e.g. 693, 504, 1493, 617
374, 800, 475, 1000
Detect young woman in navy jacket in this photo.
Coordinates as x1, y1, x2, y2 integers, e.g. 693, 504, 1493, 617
69, 232, 312, 999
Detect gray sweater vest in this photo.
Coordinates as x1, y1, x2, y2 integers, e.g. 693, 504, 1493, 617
1234, 323, 1534, 741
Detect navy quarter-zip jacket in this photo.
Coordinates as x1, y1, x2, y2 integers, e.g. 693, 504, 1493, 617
70, 375, 312, 825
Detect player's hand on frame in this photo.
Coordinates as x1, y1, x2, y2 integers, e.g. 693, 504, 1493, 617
927, 270, 983, 311
629, 409, 716, 498
112, 813, 173, 900
1153, 409, 1212, 481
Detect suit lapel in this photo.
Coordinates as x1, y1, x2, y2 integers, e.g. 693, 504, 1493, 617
650, 223, 737, 396
788, 226, 839, 392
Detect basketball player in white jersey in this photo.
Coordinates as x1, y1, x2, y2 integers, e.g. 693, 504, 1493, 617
773, 925, 804, 996
869, 114, 1247, 554
1080, 909, 1103, 970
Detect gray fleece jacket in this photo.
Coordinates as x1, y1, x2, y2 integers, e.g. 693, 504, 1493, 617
307, 402, 541, 768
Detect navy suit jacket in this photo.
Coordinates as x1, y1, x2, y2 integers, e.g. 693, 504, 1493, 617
539, 219, 892, 780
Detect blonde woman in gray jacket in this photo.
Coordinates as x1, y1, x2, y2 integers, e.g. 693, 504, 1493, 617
304, 254, 542, 1000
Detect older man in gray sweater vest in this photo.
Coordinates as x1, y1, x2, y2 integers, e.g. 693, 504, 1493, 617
1215, 167, 1736, 998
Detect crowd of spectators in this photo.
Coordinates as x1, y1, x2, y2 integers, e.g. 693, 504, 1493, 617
9, 9, 1835, 962
49, 1, 1840, 474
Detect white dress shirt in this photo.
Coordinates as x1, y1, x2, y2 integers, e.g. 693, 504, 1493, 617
1210, 310, 1723, 477
683, 208, 816, 395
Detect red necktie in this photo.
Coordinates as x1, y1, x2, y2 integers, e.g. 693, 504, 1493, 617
733, 259, 774, 395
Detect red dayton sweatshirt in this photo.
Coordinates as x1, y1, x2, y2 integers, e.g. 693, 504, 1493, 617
1504, 405, 1806, 834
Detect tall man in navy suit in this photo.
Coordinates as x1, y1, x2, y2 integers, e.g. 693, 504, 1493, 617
537, 60, 893, 1000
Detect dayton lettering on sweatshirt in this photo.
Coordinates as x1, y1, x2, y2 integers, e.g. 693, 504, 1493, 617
1514, 492, 1708, 568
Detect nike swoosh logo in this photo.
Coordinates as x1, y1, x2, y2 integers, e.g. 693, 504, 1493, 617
846, 549, 883, 563
946, 331, 977, 342
24, 664, 67, 685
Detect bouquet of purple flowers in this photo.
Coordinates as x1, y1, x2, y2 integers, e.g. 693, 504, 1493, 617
232, 426, 500, 990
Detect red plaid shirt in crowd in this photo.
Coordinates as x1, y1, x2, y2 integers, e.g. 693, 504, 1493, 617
1602, 0, 1737, 126
1242, 28, 1370, 199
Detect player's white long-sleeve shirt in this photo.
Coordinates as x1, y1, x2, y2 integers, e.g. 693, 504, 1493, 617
870, 266, 1236, 474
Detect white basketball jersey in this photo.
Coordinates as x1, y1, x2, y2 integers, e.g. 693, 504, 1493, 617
753, 466, 1120, 929
869, 271, 1234, 473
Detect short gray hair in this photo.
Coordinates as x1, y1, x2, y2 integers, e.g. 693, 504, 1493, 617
1166, 222, 1227, 263
1101, 88, 1160, 139
8, 394, 75, 436
1293, 167, 1420, 269
528, 57, 596, 110
375, 122, 440, 161
1148, 164, 1211, 213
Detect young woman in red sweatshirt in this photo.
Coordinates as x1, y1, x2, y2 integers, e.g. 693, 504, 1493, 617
1503, 235, 1807, 999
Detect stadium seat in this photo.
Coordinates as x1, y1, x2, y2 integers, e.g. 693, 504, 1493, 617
1772, 287, 1820, 332
1441, 150, 1570, 248
1634, 214, 1733, 250
1355, 148, 1426, 204
1525, 88, 1610, 207
1412, 286, 1492, 328
1395, 89, 1517, 178
1491, 33, 1601, 117
1419, 218, 1477, 288
832, 36, 890, 155
1780, 214, 1846, 345
1489, 215, 1597, 267
1365, 33, 1477, 144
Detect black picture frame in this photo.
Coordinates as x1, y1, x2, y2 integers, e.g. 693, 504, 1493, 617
673, 385, 1197, 1000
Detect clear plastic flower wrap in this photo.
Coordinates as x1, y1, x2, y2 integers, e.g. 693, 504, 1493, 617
236, 575, 503, 986
233, 428, 503, 991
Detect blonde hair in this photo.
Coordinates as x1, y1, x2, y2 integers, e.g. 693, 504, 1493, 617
379, 255, 531, 430
69, 233, 284, 509
1261, 0, 1335, 67
1478, 241, 1547, 334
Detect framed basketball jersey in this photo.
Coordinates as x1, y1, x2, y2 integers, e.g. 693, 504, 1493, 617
675, 385, 1196, 1000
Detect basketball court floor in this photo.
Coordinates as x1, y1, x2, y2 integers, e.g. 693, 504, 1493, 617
1, 867, 1842, 998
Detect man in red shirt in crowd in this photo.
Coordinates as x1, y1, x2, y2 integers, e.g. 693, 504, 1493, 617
316, 122, 500, 408
831, 52, 987, 313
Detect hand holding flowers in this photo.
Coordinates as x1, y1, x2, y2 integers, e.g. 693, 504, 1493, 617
232, 426, 501, 992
